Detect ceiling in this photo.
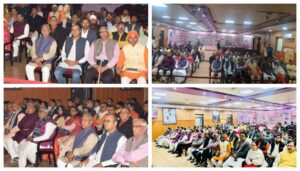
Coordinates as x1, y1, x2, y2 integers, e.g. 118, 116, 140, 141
152, 87, 296, 111
152, 4, 296, 34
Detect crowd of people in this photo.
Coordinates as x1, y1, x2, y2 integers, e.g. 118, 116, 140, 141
152, 41, 203, 83
152, 40, 296, 84
4, 96, 148, 167
4, 4, 148, 84
155, 122, 296, 167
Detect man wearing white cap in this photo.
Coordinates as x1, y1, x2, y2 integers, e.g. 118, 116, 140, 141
89, 14, 99, 32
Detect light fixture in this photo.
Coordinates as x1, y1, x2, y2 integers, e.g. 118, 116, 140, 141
178, 17, 188, 20
154, 92, 167, 96
175, 21, 183, 24
225, 20, 235, 24
162, 16, 170, 19
283, 27, 288, 30
268, 29, 272, 32
189, 22, 197, 25
244, 21, 252, 25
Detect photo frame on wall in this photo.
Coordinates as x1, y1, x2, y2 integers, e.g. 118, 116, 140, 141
162, 108, 177, 124
212, 110, 220, 122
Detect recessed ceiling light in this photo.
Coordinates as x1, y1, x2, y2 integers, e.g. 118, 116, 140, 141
268, 29, 272, 32
175, 21, 183, 24
178, 17, 188, 20
283, 27, 288, 30
225, 20, 235, 24
189, 22, 197, 25
162, 16, 170, 19
154, 92, 167, 96
153, 4, 168, 7
244, 21, 252, 25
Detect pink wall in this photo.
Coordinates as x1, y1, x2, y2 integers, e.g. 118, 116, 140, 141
237, 109, 296, 128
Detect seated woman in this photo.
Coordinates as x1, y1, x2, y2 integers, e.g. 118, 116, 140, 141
54, 106, 82, 157
244, 142, 268, 167
173, 53, 188, 83
53, 106, 68, 128
273, 60, 287, 83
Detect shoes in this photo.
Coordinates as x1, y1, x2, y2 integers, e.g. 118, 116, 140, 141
175, 154, 182, 157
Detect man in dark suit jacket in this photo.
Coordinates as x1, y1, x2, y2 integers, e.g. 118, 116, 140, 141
223, 132, 251, 167
81, 17, 98, 45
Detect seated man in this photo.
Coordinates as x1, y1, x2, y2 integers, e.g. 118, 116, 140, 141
126, 15, 144, 36
266, 134, 285, 167
158, 50, 175, 83
286, 59, 296, 82
116, 30, 148, 84
4, 102, 39, 165
18, 107, 57, 167
211, 134, 231, 167
261, 57, 276, 82
10, 13, 29, 60
85, 26, 120, 83
4, 101, 25, 133
256, 133, 270, 156
244, 142, 268, 167
223, 55, 235, 83
54, 24, 89, 83
80, 18, 98, 46
223, 132, 250, 167
25, 24, 57, 82
272, 140, 296, 167
112, 118, 148, 167
173, 53, 189, 83
81, 114, 127, 167
117, 108, 134, 138
210, 55, 222, 83
247, 56, 261, 83
110, 22, 127, 49
57, 113, 98, 167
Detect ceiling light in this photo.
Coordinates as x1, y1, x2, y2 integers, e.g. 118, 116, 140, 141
162, 16, 170, 19
225, 20, 235, 24
189, 22, 197, 25
154, 92, 167, 96
283, 27, 288, 30
153, 4, 168, 7
197, 8, 201, 11
268, 29, 272, 32
178, 17, 188, 20
244, 21, 252, 25
176, 21, 183, 24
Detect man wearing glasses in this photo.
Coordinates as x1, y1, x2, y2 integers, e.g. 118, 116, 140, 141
112, 118, 148, 167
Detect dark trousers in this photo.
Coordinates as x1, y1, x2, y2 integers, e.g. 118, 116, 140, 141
176, 143, 192, 155
85, 67, 114, 83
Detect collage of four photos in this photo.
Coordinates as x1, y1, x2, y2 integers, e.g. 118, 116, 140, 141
2, 1, 297, 169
